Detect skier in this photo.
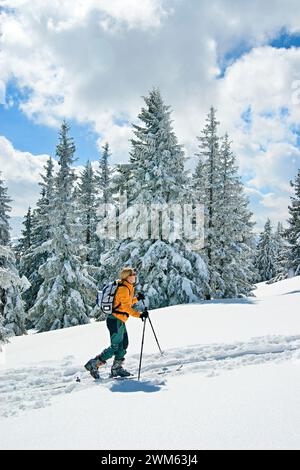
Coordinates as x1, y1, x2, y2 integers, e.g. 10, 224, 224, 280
84, 267, 148, 379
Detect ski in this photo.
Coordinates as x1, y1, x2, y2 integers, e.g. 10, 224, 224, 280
78, 362, 183, 384
111, 375, 137, 380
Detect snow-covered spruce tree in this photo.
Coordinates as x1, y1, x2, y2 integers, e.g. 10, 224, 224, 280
0, 174, 28, 336
254, 218, 277, 282
77, 161, 99, 263
33, 156, 55, 247
97, 143, 112, 204
18, 157, 55, 313
15, 207, 33, 265
274, 222, 288, 279
111, 163, 135, 202
215, 134, 256, 297
100, 88, 208, 308
15, 207, 34, 306
28, 121, 97, 332
0, 175, 12, 342
1, 248, 29, 337
285, 168, 300, 276
194, 107, 225, 299
92, 143, 116, 268
267, 222, 291, 283
194, 119, 256, 299
0, 248, 10, 343
99, 162, 135, 278
0, 174, 11, 247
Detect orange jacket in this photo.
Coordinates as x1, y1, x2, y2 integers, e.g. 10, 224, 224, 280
112, 279, 141, 323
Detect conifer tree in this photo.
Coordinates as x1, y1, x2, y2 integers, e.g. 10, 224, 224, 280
0, 174, 28, 336
0, 175, 11, 343
18, 157, 55, 313
16, 207, 33, 259
77, 161, 98, 263
0, 309, 8, 345
100, 88, 208, 308
97, 143, 112, 204
34, 156, 56, 246
28, 122, 97, 331
286, 168, 300, 276
273, 222, 285, 277
111, 163, 134, 199
194, 107, 224, 299
194, 121, 256, 298
255, 218, 277, 282
217, 134, 256, 296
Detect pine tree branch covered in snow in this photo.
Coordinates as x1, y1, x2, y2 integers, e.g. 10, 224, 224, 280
99, 88, 208, 308
28, 122, 97, 332
0, 174, 28, 337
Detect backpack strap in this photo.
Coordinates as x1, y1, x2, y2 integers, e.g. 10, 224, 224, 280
117, 281, 131, 292
112, 282, 131, 316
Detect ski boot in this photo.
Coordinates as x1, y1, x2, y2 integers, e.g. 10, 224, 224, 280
110, 358, 132, 378
84, 356, 106, 380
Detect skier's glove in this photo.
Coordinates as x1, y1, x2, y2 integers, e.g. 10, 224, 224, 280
136, 292, 145, 301
140, 310, 149, 321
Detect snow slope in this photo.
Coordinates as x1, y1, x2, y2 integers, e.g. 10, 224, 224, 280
0, 277, 300, 450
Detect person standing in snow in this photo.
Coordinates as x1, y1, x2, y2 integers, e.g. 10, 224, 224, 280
84, 267, 148, 379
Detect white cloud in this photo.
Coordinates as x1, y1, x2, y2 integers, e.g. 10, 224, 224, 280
217, 46, 300, 196
244, 185, 293, 233
0, 80, 5, 105
2, 0, 300, 229
0, 135, 101, 220
0, 1, 171, 155
0, 135, 50, 216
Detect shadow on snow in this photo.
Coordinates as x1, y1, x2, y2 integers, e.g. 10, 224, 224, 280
108, 379, 165, 394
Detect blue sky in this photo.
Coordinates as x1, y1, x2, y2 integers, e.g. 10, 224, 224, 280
1, 0, 300, 236
1, 82, 100, 164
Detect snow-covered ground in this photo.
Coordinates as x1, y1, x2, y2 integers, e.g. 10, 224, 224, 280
0, 277, 300, 450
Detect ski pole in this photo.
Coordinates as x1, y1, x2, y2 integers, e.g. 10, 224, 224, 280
148, 316, 163, 355
142, 299, 163, 355
138, 315, 147, 381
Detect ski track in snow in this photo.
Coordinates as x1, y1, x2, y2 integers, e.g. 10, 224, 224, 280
1, 334, 300, 418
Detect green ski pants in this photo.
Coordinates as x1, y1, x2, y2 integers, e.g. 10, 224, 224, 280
100, 316, 129, 361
